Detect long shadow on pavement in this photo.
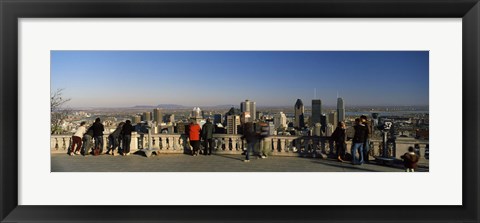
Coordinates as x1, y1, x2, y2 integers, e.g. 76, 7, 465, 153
214, 154, 244, 161
310, 160, 381, 172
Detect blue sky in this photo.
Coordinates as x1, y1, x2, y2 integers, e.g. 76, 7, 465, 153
51, 51, 429, 107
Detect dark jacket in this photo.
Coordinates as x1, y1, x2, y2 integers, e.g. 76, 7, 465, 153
242, 122, 258, 143
352, 124, 368, 144
90, 122, 104, 137
110, 123, 124, 139
84, 127, 94, 138
122, 123, 134, 136
331, 127, 346, 143
401, 152, 419, 169
201, 121, 215, 140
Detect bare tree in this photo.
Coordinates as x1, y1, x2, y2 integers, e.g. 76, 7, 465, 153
51, 89, 71, 134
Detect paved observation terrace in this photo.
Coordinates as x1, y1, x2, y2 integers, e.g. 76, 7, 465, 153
51, 133, 429, 172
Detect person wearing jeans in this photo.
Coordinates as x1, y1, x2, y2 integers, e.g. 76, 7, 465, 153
90, 118, 105, 154
351, 118, 368, 165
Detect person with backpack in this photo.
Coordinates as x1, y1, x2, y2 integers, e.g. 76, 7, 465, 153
201, 118, 215, 155
401, 147, 420, 172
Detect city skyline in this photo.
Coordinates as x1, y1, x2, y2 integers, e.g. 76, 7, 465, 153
51, 51, 429, 108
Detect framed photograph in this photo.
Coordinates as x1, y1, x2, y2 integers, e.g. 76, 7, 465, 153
1, 0, 478, 222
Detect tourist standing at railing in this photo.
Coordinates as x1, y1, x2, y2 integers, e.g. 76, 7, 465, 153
201, 118, 215, 156
242, 122, 258, 162
331, 121, 347, 162
90, 118, 105, 154
121, 120, 134, 156
360, 115, 372, 163
351, 118, 368, 165
106, 122, 125, 156
70, 121, 87, 156
188, 121, 202, 156
401, 147, 419, 172
258, 121, 270, 159
81, 127, 94, 156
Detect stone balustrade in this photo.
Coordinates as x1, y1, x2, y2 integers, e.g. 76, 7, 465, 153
51, 134, 429, 159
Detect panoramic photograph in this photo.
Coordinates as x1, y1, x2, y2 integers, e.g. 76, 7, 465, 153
50, 51, 429, 172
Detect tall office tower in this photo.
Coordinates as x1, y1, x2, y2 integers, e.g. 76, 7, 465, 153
314, 123, 322, 136
226, 115, 241, 134
325, 124, 335, 136
337, 97, 345, 122
311, 99, 322, 126
213, 114, 223, 124
142, 112, 152, 121
273, 112, 287, 130
132, 115, 142, 124
240, 99, 256, 121
328, 111, 338, 126
169, 114, 175, 123
320, 114, 327, 133
191, 107, 203, 123
294, 99, 305, 129
153, 108, 162, 124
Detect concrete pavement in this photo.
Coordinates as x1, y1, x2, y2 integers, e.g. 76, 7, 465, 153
51, 153, 429, 172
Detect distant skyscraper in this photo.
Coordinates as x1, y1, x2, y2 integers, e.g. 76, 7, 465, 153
294, 99, 305, 129
132, 115, 141, 124
240, 99, 256, 121
169, 114, 175, 123
153, 108, 162, 124
273, 112, 287, 130
320, 114, 327, 133
142, 112, 152, 121
226, 115, 241, 134
337, 97, 345, 122
311, 99, 322, 125
328, 111, 338, 126
191, 107, 203, 123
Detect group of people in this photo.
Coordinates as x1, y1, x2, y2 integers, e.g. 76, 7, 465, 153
331, 115, 371, 165
187, 118, 269, 162
70, 118, 134, 156
187, 118, 215, 156
330, 115, 419, 171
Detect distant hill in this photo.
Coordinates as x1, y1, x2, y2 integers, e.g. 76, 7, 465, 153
133, 104, 187, 109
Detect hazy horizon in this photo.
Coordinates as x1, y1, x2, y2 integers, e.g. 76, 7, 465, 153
51, 51, 429, 108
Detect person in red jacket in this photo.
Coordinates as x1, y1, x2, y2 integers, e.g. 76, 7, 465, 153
188, 121, 202, 156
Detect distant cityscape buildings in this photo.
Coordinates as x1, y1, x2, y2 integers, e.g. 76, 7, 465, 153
153, 108, 162, 124
294, 99, 305, 129
240, 99, 256, 122
311, 99, 322, 126
273, 112, 287, 130
337, 97, 345, 123
54, 95, 428, 140
226, 115, 241, 134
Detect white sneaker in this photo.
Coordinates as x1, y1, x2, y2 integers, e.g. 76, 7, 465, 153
69, 152, 75, 156
243, 159, 250, 162
126, 153, 130, 156
75, 151, 80, 155
261, 155, 267, 159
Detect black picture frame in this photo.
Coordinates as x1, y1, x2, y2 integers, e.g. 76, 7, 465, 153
1, 0, 478, 222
